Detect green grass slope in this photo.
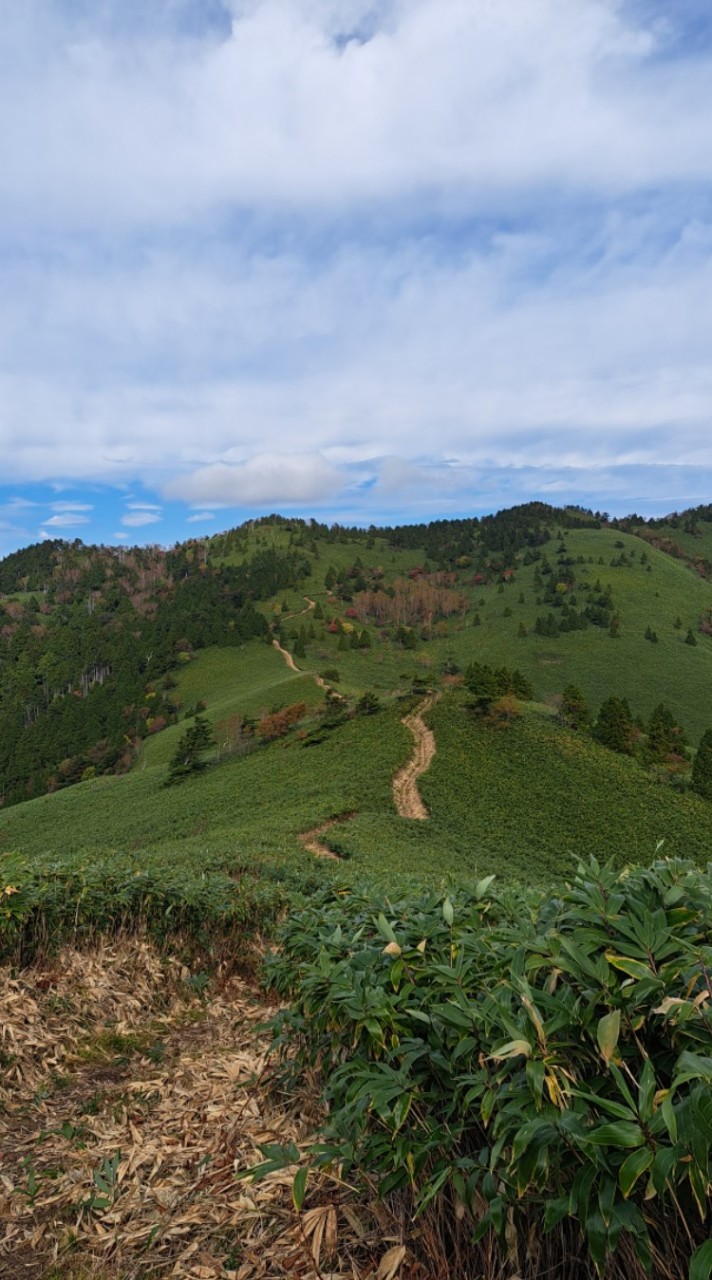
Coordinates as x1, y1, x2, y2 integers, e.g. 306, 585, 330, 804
215, 523, 712, 741
324, 694, 712, 883
140, 642, 323, 768
0, 704, 411, 879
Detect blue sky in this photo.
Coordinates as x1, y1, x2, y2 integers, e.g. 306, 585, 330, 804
1, 0, 712, 556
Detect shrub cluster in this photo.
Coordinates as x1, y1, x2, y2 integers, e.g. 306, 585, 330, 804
265, 858, 712, 1279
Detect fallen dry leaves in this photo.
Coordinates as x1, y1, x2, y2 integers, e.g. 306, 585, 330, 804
0, 938, 414, 1280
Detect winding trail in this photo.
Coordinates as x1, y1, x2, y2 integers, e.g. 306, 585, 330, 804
271, 637, 299, 671
271, 612, 441, 856
299, 813, 355, 860
392, 693, 441, 820
272, 598, 344, 698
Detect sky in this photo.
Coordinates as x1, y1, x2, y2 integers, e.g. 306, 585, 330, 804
1, 0, 712, 555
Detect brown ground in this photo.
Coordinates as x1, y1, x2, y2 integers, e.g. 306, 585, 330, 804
0, 940, 416, 1280
298, 813, 355, 861
271, 637, 299, 672
392, 695, 440, 820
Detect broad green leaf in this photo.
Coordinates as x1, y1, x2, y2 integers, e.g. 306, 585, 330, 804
569, 1089, 635, 1121
690, 1240, 712, 1280
584, 1210, 607, 1272
604, 952, 657, 982
586, 1122, 645, 1148
376, 913, 397, 944
596, 1010, 621, 1063
673, 1051, 712, 1087
442, 897, 454, 927
292, 1165, 309, 1212
475, 875, 495, 901
619, 1147, 653, 1198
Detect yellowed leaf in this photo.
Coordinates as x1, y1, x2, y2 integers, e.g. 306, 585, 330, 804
377, 1244, 407, 1280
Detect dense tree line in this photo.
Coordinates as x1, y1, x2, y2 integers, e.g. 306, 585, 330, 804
0, 541, 309, 808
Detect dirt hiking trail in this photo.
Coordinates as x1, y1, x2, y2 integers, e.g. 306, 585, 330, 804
272, 637, 299, 672
393, 694, 440, 820
299, 813, 355, 860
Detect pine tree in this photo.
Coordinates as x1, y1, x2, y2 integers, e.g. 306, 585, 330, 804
647, 703, 681, 762
691, 729, 712, 800
560, 684, 589, 731
593, 696, 634, 755
165, 715, 215, 785
685, 628, 697, 646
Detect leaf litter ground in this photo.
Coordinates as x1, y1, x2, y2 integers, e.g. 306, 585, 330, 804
1, 940, 415, 1280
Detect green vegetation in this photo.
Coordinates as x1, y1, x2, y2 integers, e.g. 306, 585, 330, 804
264, 856, 712, 1280
2, 502, 712, 1277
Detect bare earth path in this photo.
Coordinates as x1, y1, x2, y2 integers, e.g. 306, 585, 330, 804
299, 814, 355, 860
392, 694, 441, 820
272, 637, 299, 671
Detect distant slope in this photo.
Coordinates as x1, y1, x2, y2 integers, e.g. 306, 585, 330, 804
322, 694, 712, 883
2, 503, 712, 824
4, 680, 712, 892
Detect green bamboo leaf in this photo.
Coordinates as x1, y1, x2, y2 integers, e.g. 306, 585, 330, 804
292, 1166, 309, 1212
604, 953, 657, 982
690, 1239, 712, 1280
586, 1122, 645, 1148
474, 875, 495, 901
597, 1010, 621, 1063
376, 913, 397, 944
619, 1147, 653, 1198
442, 897, 454, 927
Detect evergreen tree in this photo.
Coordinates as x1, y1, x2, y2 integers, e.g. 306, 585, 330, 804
560, 684, 589, 731
593, 696, 634, 755
646, 703, 684, 762
691, 729, 712, 800
685, 628, 697, 646
165, 716, 215, 785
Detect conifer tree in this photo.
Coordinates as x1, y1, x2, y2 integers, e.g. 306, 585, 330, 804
593, 696, 634, 755
691, 729, 712, 800
165, 715, 215, 786
560, 684, 589, 731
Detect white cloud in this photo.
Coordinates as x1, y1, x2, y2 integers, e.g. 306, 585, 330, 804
166, 452, 343, 505
2, 0, 711, 235
121, 510, 162, 527
43, 512, 92, 528
186, 511, 216, 522
0, 1, 710, 523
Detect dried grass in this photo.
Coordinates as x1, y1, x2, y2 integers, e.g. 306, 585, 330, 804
0, 939, 411, 1280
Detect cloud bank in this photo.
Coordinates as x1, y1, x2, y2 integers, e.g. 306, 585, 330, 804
0, 0, 711, 547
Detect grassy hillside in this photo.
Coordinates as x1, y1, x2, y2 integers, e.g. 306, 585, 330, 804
2, 505, 712, 901
303, 693, 712, 882
258, 524, 712, 739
